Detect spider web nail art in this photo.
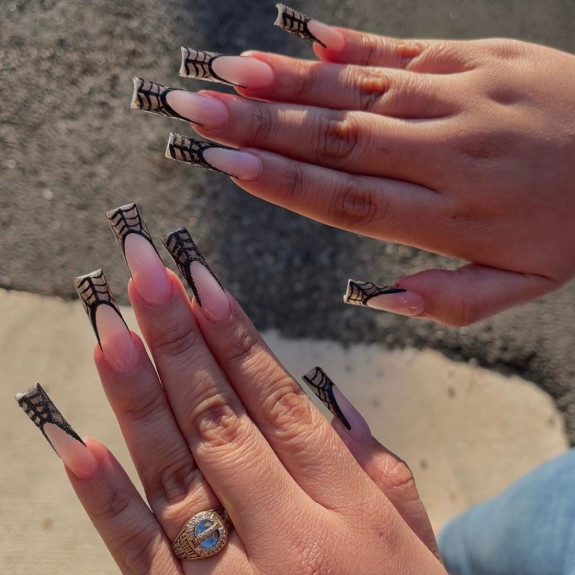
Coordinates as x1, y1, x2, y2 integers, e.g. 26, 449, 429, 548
179, 47, 240, 86
16, 383, 83, 452
274, 4, 326, 47
131, 77, 199, 124
165, 132, 232, 174
106, 202, 157, 256
161, 227, 221, 306
74, 269, 126, 346
344, 279, 405, 307
302, 366, 351, 429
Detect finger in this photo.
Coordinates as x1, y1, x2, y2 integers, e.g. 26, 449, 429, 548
128, 247, 303, 538
332, 420, 438, 557
233, 52, 457, 118
68, 439, 182, 574
223, 149, 445, 246
191, 94, 448, 179
345, 264, 558, 327
74, 265, 218, 539
312, 27, 474, 74
185, 258, 378, 509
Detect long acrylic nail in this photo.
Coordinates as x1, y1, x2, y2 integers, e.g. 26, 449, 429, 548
106, 203, 173, 306
74, 269, 139, 372
343, 279, 425, 317
16, 383, 98, 479
161, 227, 230, 322
302, 367, 371, 442
131, 78, 229, 128
274, 4, 345, 50
165, 133, 262, 180
180, 47, 274, 89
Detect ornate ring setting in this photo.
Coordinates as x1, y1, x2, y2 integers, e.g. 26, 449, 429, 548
172, 508, 233, 560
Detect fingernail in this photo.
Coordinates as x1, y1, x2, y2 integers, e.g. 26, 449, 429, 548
180, 47, 274, 89
161, 227, 230, 322
131, 78, 229, 128
74, 269, 139, 372
165, 133, 262, 180
302, 367, 371, 442
275, 4, 345, 51
106, 203, 173, 306
344, 279, 425, 317
16, 383, 98, 479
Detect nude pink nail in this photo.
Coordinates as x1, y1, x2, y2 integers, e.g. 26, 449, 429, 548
344, 279, 425, 317
180, 47, 274, 89
165, 133, 263, 180
16, 383, 98, 480
75, 269, 139, 373
161, 227, 230, 323
131, 78, 229, 128
106, 203, 173, 306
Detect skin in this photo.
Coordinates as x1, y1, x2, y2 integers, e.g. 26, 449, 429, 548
189, 30, 575, 327
67, 269, 445, 574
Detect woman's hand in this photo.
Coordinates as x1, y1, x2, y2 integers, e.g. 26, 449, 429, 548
31, 204, 444, 574
177, 23, 575, 327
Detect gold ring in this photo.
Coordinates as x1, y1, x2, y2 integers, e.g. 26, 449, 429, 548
172, 508, 233, 560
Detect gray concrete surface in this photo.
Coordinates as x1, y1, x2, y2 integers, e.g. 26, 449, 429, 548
0, 289, 568, 573
2, 0, 575, 442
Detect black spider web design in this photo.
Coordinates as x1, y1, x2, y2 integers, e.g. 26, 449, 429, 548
106, 202, 158, 259
16, 383, 83, 453
302, 366, 351, 429
344, 279, 405, 307
179, 47, 240, 86
74, 269, 126, 346
131, 77, 197, 124
274, 4, 325, 47
161, 227, 222, 306
165, 133, 232, 174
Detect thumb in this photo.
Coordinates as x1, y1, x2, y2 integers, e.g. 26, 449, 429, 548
344, 264, 557, 327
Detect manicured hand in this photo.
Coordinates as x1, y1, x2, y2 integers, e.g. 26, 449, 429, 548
20, 204, 444, 574
156, 16, 575, 326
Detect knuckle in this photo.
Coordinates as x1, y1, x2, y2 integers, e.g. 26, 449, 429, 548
358, 34, 381, 66
355, 69, 391, 112
485, 38, 525, 60
284, 161, 306, 202
386, 459, 418, 498
149, 456, 200, 506
91, 485, 132, 523
250, 101, 274, 143
329, 179, 383, 229
292, 57, 317, 100
222, 322, 261, 365
152, 316, 201, 361
121, 529, 164, 574
192, 400, 247, 449
262, 379, 318, 437
118, 390, 165, 424
315, 113, 360, 165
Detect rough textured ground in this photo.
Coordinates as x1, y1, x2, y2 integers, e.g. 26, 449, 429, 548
1, 0, 575, 439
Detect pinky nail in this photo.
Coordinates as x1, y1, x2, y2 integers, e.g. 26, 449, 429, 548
343, 279, 425, 317
165, 133, 262, 180
106, 203, 173, 306
161, 227, 230, 322
274, 4, 345, 50
302, 367, 371, 442
74, 269, 139, 372
179, 47, 274, 89
16, 383, 97, 479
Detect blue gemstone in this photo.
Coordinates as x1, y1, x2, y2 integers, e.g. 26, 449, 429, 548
195, 520, 219, 549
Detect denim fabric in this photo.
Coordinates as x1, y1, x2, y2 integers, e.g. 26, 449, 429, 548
438, 449, 575, 575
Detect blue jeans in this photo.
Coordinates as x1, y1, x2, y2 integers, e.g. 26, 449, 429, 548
438, 449, 575, 574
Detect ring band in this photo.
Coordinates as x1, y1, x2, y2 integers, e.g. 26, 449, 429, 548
172, 508, 233, 560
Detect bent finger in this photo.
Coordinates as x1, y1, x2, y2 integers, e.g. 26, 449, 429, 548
344, 264, 558, 327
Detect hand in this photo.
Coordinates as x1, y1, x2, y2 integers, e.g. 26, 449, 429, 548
46, 205, 444, 573
184, 27, 575, 327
